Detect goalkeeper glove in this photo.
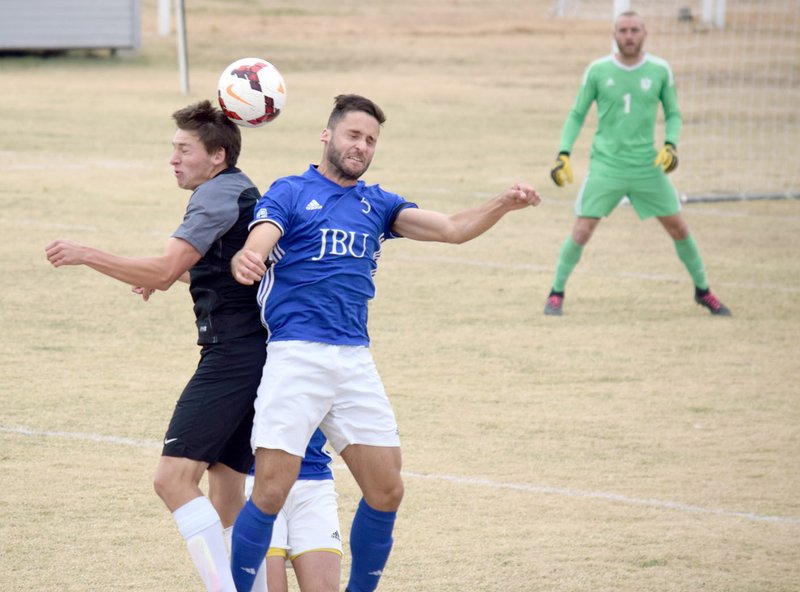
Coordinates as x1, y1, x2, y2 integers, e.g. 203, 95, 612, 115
550, 152, 573, 187
654, 143, 679, 174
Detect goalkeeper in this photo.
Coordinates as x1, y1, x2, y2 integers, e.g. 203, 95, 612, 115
544, 10, 731, 316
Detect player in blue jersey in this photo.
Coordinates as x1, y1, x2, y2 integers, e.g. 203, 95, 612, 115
544, 11, 731, 317
244, 429, 342, 592
46, 101, 268, 592
227, 94, 542, 592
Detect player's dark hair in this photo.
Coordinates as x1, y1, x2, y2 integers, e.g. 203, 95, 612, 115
172, 100, 241, 167
327, 94, 386, 129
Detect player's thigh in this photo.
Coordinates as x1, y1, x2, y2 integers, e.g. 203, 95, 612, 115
292, 551, 341, 592
574, 171, 627, 218
265, 555, 290, 592
628, 173, 681, 219
340, 444, 403, 509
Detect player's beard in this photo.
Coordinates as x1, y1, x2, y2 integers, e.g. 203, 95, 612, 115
326, 139, 371, 182
617, 37, 644, 59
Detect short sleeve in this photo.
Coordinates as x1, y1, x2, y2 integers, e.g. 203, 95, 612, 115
173, 183, 240, 255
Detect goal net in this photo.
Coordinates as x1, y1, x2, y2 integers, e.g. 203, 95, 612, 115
551, 0, 800, 202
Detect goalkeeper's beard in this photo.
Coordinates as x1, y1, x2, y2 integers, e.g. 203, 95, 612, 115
617, 39, 644, 60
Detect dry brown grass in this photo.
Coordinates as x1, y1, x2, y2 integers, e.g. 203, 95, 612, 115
1, 1, 799, 591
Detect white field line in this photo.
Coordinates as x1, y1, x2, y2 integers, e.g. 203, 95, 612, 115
3, 424, 162, 449
400, 470, 800, 526
2, 424, 798, 527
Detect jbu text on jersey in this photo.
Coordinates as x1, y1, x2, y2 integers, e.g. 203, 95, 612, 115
312, 228, 370, 261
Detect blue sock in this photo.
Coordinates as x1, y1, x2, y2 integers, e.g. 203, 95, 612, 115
346, 498, 397, 592
230, 499, 276, 592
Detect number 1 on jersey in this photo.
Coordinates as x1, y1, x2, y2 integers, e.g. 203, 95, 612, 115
623, 93, 631, 114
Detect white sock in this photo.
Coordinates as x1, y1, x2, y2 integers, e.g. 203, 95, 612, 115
173, 496, 236, 592
223, 525, 269, 592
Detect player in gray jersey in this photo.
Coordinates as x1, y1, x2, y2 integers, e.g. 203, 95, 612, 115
544, 10, 731, 317
46, 100, 268, 592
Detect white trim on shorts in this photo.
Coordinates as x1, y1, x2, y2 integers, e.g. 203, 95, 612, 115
251, 341, 401, 456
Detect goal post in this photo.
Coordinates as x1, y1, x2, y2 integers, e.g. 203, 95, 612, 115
701, 0, 726, 29
551, 0, 800, 202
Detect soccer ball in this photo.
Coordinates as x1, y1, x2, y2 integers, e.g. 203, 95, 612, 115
217, 58, 287, 128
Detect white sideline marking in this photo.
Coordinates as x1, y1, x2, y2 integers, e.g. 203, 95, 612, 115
2, 424, 161, 449
3, 424, 798, 527
401, 470, 800, 526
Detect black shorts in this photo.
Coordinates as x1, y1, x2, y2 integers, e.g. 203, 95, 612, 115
162, 332, 267, 474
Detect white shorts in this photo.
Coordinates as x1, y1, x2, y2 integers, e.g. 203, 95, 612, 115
251, 341, 400, 456
244, 476, 342, 558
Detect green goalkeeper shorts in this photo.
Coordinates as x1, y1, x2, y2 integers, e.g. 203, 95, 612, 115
574, 168, 681, 219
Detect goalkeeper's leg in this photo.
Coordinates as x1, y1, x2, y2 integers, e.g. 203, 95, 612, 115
554, 217, 601, 291
546, 171, 620, 315
657, 214, 708, 289
658, 214, 732, 316
674, 234, 708, 290
553, 236, 582, 292
545, 217, 600, 315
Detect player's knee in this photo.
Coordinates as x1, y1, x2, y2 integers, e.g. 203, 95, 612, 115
152, 463, 194, 506
572, 218, 598, 244
250, 479, 290, 514
386, 480, 404, 509
670, 222, 690, 241
208, 488, 244, 525
365, 479, 404, 512
152, 469, 175, 503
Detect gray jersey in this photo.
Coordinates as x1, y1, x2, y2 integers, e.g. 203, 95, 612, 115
173, 167, 264, 345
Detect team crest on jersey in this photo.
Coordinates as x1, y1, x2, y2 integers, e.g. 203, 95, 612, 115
640, 78, 652, 91
255, 207, 269, 219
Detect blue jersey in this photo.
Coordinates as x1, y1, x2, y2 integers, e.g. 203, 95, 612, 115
251, 165, 417, 345
249, 428, 333, 480
299, 428, 334, 480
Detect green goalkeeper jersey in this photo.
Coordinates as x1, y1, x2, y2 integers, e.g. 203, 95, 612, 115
559, 53, 682, 177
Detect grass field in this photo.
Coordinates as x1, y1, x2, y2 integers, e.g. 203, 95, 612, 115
1, 1, 799, 591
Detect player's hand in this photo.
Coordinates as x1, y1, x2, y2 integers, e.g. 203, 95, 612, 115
131, 286, 156, 301
231, 248, 267, 285
45, 239, 86, 267
550, 152, 573, 187
505, 182, 542, 209
655, 143, 679, 174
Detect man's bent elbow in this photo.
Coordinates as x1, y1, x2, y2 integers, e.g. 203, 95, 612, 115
152, 269, 186, 291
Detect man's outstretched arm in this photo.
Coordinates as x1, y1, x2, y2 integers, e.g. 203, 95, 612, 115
45, 237, 201, 292
391, 182, 541, 244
